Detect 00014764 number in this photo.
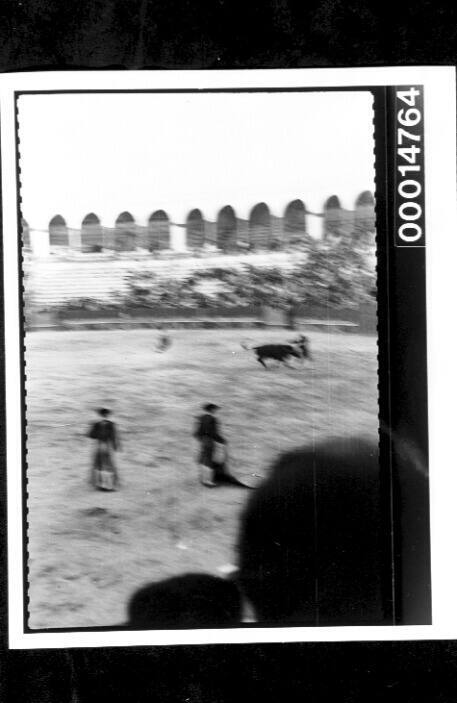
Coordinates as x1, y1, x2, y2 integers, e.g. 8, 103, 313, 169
394, 86, 425, 246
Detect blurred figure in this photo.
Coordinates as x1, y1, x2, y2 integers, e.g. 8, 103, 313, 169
155, 334, 172, 353
127, 573, 241, 628
290, 334, 312, 361
194, 403, 225, 487
87, 408, 120, 491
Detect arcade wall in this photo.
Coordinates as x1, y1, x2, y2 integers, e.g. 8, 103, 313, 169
22, 193, 376, 311
22, 193, 375, 257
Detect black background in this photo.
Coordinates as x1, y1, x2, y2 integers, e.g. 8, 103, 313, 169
1, 1, 456, 701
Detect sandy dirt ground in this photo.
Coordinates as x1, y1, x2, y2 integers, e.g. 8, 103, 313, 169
24, 327, 378, 628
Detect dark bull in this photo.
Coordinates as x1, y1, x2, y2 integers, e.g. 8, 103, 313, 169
243, 342, 302, 369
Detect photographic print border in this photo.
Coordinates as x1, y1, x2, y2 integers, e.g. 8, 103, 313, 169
2, 67, 455, 649
14, 84, 427, 634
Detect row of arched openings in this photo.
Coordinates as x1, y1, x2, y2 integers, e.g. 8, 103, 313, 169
39, 192, 374, 252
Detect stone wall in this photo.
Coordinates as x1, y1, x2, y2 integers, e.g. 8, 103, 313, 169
22, 192, 375, 258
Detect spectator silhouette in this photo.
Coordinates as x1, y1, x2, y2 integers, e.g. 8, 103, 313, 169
127, 573, 241, 628
238, 433, 429, 625
238, 437, 387, 625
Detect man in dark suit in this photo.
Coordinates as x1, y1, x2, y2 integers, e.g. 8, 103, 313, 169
194, 403, 226, 486
87, 407, 120, 490
194, 403, 252, 488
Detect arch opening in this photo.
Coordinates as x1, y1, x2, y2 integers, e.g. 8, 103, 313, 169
114, 211, 137, 251
217, 205, 237, 252
249, 203, 272, 250
356, 191, 374, 208
81, 212, 103, 253
323, 195, 343, 241
147, 210, 170, 251
283, 199, 307, 247
21, 218, 30, 249
49, 215, 69, 247
186, 209, 205, 250
354, 191, 376, 244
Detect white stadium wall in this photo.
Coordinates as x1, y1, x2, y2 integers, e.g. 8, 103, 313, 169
22, 193, 375, 257
21, 193, 375, 310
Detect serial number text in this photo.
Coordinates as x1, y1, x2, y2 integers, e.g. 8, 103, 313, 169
395, 87, 424, 245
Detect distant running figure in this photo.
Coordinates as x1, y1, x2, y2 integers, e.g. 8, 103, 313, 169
87, 408, 120, 491
290, 334, 312, 361
155, 334, 172, 353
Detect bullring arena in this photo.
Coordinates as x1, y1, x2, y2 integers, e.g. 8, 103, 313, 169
23, 193, 378, 629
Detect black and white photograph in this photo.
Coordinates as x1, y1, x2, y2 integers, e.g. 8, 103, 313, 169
1, 67, 456, 647
19, 87, 383, 631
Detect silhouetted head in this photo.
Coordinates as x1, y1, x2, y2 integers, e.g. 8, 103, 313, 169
203, 403, 220, 414
238, 437, 386, 626
127, 573, 241, 629
98, 408, 111, 417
